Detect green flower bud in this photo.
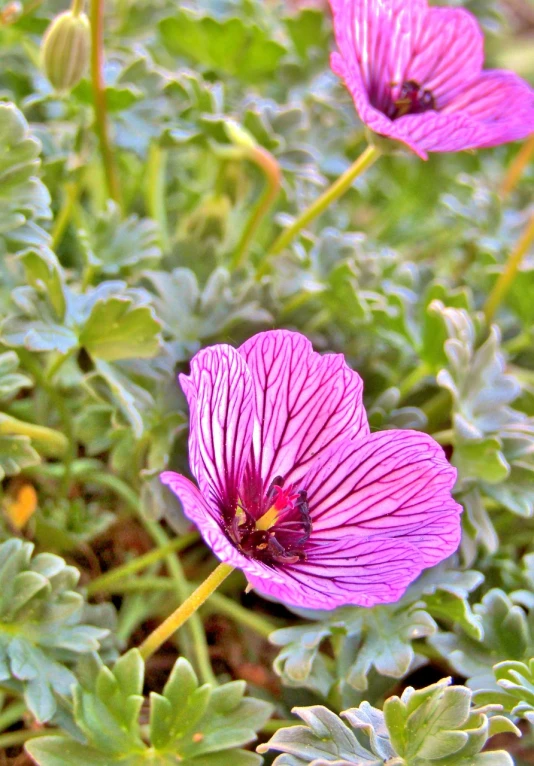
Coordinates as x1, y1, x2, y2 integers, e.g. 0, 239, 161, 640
40, 10, 91, 93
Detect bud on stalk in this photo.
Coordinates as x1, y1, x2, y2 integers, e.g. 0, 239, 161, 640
40, 8, 91, 92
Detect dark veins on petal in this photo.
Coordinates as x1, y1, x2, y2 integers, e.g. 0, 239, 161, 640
221, 472, 312, 565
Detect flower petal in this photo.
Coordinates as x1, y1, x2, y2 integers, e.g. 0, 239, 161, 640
305, 431, 462, 567
160, 472, 284, 581
180, 344, 255, 504
402, 8, 482, 106
329, 0, 427, 113
444, 70, 534, 146
238, 330, 368, 487
245, 535, 423, 609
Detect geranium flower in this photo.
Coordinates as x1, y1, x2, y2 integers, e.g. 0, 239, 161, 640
329, 0, 534, 159
162, 330, 461, 610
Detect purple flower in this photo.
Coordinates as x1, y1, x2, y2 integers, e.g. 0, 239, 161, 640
329, 0, 534, 159
162, 330, 461, 610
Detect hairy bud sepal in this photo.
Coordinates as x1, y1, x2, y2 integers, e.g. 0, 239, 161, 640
40, 10, 91, 93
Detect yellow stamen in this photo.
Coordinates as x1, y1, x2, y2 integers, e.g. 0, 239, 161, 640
255, 506, 280, 531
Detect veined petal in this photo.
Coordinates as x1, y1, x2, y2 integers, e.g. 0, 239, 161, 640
443, 70, 534, 146
329, 0, 427, 113
388, 109, 485, 155
181, 344, 254, 504
245, 536, 423, 610
160, 472, 283, 580
306, 431, 462, 567
402, 8, 483, 106
238, 330, 368, 487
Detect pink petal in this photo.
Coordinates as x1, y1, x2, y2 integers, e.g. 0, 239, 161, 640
305, 431, 462, 567
245, 536, 423, 609
180, 345, 255, 504
402, 8, 483, 106
389, 109, 485, 154
329, 0, 427, 113
238, 330, 368, 487
443, 70, 534, 146
161, 472, 283, 581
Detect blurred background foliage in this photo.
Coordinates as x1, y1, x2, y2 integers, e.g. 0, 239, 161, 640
0, 0, 533, 762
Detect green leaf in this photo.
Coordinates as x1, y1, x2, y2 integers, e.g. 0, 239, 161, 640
0, 103, 51, 252
0, 434, 40, 480
79, 296, 162, 361
0, 350, 32, 401
260, 679, 515, 765
159, 11, 286, 83
0, 539, 112, 722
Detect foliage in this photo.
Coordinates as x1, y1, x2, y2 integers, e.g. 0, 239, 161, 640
259, 677, 518, 765
26, 649, 272, 765
0, 0, 532, 761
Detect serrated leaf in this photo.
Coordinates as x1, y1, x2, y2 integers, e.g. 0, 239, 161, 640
0, 434, 40, 479
159, 11, 286, 83
79, 296, 161, 361
0, 351, 32, 401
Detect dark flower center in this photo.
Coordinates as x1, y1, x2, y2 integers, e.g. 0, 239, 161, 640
224, 476, 312, 565
391, 80, 435, 119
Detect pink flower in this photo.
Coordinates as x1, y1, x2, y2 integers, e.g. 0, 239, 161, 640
329, 0, 534, 159
162, 330, 461, 610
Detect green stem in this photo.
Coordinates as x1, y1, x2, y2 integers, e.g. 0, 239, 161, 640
432, 429, 454, 446
0, 700, 27, 732
231, 145, 282, 269
484, 212, 534, 324
0, 728, 61, 749
0, 413, 68, 456
137, 519, 217, 686
501, 134, 534, 198
71, 0, 85, 14
86, 532, 199, 595
266, 144, 381, 258
99, 576, 279, 638
90, 0, 121, 204
146, 143, 170, 252
139, 563, 234, 661
397, 361, 432, 400
51, 182, 80, 250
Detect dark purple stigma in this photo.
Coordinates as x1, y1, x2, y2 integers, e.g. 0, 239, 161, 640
391, 80, 436, 119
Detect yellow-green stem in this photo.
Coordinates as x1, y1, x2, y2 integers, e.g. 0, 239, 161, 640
232, 145, 282, 269
139, 562, 234, 660
432, 429, 454, 445
86, 532, 198, 595
484, 212, 534, 324
266, 144, 381, 258
0, 413, 68, 456
71, 0, 85, 15
146, 143, 170, 252
501, 134, 534, 199
90, 0, 121, 204
51, 182, 80, 251
397, 361, 432, 401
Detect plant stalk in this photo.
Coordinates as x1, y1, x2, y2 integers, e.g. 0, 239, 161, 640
484, 212, 534, 323
0, 413, 68, 456
139, 562, 234, 660
266, 144, 380, 258
501, 134, 534, 198
232, 145, 282, 269
90, 0, 121, 204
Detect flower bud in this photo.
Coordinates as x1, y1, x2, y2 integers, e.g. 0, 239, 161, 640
40, 10, 91, 93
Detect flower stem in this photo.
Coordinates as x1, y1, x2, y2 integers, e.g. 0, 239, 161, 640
90, 0, 121, 205
501, 134, 534, 198
232, 145, 282, 269
139, 562, 234, 660
51, 182, 80, 251
71, 0, 85, 15
397, 361, 432, 400
0, 413, 68, 456
86, 532, 199, 595
0, 700, 27, 732
484, 212, 534, 324
266, 144, 381, 257
0, 728, 61, 749
145, 143, 170, 252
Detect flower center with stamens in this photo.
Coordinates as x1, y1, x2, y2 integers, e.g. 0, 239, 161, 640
224, 477, 312, 565
392, 80, 435, 118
